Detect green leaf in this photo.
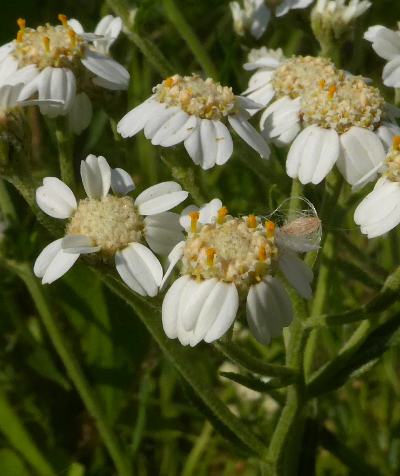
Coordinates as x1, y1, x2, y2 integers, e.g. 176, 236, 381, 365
220, 372, 294, 393
0, 449, 31, 476
26, 347, 71, 390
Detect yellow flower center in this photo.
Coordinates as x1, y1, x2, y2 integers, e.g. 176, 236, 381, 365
13, 16, 85, 70
181, 211, 278, 291
300, 76, 384, 134
66, 195, 143, 258
272, 56, 339, 99
154, 74, 238, 121
385, 136, 400, 182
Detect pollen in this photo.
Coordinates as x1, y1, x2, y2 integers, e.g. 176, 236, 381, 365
384, 141, 400, 182
265, 221, 275, 239
300, 76, 384, 134
43, 37, 50, 53
17, 18, 26, 32
68, 28, 76, 47
58, 14, 68, 28
248, 214, 257, 228
217, 206, 228, 224
66, 195, 143, 259
154, 74, 237, 121
189, 211, 200, 233
206, 248, 216, 266
181, 216, 278, 292
272, 56, 339, 100
393, 135, 400, 151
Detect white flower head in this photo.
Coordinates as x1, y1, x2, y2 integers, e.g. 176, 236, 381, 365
312, 0, 371, 34
117, 73, 270, 170
244, 52, 400, 186
0, 15, 129, 134
354, 136, 400, 238
161, 199, 314, 347
364, 24, 400, 89
34, 154, 188, 295
230, 0, 314, 39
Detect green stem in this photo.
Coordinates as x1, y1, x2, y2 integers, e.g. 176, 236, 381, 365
161, 152, 206, 205
2, 260, 132, 476
306, 265, 400, 396
215, 341, 296, 379
55, 122, 75, 190
288, 179, 303, 217
267, 295, 308, 475
162, 0, 218, 79
181, 422, 213, 476
0, 386, 57, 476
106, 0, 174, 78
304, 172, 343, 378
0, 178, 17, 221
101, 273, 266, 457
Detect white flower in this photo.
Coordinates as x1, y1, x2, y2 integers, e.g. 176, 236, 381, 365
33, 154, 188, 295
313, 0, 371, 28
244, 52, 400, 186
0, 15, 129, 134
160, 199, 315, 347
364, 24, 400, 88
117, 74, 270, 170
230, 0, 314, 39
354, 137, 400, 238
230, 0, 271, 39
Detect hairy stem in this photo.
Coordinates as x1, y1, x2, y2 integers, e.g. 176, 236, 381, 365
55, 121, 75, 191
2, 260, 133, 476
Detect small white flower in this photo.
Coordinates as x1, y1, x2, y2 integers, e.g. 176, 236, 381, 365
313, 0, 371, 28
34, 154, 188, 295
244, 52, 400, 186
160, 199, 314, 347
364, 24, 400, 88
354, 137, 400, 238
0, 15, 129, 134
230, 0, 314, 39
117, 74, 270, 170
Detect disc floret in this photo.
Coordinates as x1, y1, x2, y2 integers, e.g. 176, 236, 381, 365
13, 15, 85, 70
66, 195, 143, 259
181, 208, 278, 292
384, 136, 400, 182
154, 74, 238, 121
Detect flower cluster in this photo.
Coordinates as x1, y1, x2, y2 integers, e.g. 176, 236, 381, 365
0, 14, 129, 133
161, 199, 315, 346
244, 49, 400, 186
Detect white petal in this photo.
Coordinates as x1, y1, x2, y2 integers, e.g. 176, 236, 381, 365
160, 240, 185, 290
162, 275, 190, 339
81, 48, 129, 89
377, 122, 400, 150
279, 252, 313, 300
260, 96, 301, 145
179, 205, 199, 229
249, 1, 270, 39
287, 126, 322, 182
111, 168, 135, 195
298, 127, 340, 185
290, 0, 314, 8
382, 56, 400, 88
0, 85, 19, 109
6, 64, 38, 87
135, 182, 188, 215
115, 243, 163, 296
214, 121, 234, 165
0, 55, 18, 83
364, 25, 386, 43
0, 42, 16, 63
144, 212, 184, 255
94, 15, 122, 53
68, 92, 92, 134
246, 276, 292, 346
275, 0, 291, 16
34, 238, 80, 284
150, 110, 197, 147
204, 283, 239, 343
117, 97, 159, 138
228, 114, 270, 159
80, 155, 111, 198
68, 19, 85, 35
193, 280, 238, 343
144, 103, 178, 139
61, 235, 101, 254
354, 179, 400, 237
36, 177, 77, 219
243, 58, 280, 72
371, 27, 400, 60
337, 127, 386, 186
199, 198, 223, 224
